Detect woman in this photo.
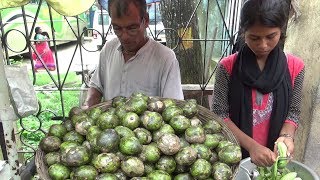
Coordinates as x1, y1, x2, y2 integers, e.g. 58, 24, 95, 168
32, 27, 56, 71
212, 0, 304, 167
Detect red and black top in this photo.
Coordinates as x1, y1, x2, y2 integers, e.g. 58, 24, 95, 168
212, 53, 304, 147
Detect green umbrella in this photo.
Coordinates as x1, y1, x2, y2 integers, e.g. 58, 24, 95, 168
46, 0, 95, 16
1, 0, 95, 17
0, 0, 30, 9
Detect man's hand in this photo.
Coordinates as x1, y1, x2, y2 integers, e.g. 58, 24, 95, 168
81, 104, 89, 110
84, 87, 102, 108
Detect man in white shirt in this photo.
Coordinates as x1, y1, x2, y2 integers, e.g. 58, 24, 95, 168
83, 0, 183, 108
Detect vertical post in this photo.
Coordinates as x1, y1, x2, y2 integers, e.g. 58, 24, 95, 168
0, 12, 10, 64
0, 41, 21, 179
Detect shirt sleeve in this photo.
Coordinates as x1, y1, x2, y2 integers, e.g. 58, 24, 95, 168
285, 68, 305, 126
160, 52, 184, 100
212, 63, 231, 120
89, 53, 105, 94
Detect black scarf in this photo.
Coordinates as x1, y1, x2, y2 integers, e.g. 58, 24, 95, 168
229, 45, 292, 158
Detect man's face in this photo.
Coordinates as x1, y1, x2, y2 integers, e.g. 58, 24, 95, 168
110, 2, 149, 52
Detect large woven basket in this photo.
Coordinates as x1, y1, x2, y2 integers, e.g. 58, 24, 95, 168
36, 98, 240, 180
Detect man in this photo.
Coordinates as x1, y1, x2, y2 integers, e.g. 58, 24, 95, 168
83, 0, 183, 108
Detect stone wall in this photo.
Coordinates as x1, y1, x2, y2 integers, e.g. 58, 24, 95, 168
304, 85, 320, 175
284, 0, 320, 175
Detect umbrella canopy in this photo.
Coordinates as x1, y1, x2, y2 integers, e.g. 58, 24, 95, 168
0, 0, 161, 11
99, 0, 161, 10
0, 0, 29, 10
46, 0, 95, 16
0, 0, 96, 16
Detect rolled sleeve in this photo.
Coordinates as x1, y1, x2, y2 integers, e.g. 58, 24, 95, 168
161, 52, 184, 100
89, 62, 104, 94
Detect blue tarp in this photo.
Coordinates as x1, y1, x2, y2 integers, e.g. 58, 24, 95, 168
98, 0, 108, 10
146, 0, 161, 3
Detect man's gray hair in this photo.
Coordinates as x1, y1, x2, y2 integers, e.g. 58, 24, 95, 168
108, 0, 147, 19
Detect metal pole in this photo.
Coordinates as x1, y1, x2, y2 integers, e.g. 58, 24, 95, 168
0, 40, 21, 179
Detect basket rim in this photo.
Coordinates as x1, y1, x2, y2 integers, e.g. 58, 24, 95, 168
35, 148, 51, 180
36, 98, 240, 179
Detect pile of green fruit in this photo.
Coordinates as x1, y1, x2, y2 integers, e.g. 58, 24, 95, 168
39, 92, 242, 180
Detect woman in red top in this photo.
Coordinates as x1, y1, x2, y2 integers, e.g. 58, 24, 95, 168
32, 27, 56, 71
212, 0, 304, 167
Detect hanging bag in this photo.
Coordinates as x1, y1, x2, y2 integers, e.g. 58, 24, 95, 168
4, 65, 39, 118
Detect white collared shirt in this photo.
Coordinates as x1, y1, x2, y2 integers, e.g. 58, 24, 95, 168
90, 37, 184, 101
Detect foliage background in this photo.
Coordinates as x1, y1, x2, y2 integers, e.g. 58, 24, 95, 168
17, 71, 82, 161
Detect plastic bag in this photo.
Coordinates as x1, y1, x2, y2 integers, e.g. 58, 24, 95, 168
4, 65, 39, 118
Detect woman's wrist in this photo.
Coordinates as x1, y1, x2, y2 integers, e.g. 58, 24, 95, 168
280, 123, 296, 142
279, 133, 294, 142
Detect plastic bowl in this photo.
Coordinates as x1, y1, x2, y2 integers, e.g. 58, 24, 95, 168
235, 157, 319, 180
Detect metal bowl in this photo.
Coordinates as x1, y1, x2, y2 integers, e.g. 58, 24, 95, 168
235, 157, 320, 180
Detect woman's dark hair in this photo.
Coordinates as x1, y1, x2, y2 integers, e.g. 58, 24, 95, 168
35, 27, 41, 34
240, 0, 290, 39
34, 27, 41, 40
107, 0, 147, 19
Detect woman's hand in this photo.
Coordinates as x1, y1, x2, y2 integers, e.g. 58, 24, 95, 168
249, 142, 277, 167
274, 136, 294, 158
